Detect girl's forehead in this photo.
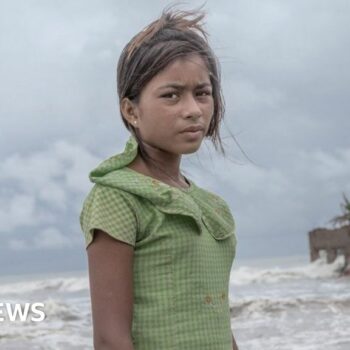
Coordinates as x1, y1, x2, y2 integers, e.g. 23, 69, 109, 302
149, 55, 211, 87
163, 55, 208, 74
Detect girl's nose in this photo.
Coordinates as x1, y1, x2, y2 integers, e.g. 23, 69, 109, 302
182, 94, 202, 119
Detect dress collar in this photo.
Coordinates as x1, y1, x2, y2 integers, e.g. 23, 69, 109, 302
88, 134, 235, 240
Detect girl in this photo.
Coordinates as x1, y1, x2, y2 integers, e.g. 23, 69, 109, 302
80, 5, 239, 350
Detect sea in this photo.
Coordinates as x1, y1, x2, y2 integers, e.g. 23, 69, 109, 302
0, 253, 349, 349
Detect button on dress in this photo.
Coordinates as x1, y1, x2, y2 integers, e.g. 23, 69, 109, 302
79, 134, 238, 350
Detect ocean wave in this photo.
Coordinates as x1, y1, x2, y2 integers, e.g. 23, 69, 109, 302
231, 255, 347, 285
229, 295, 350, 317
0, 276, 89, 296
43, 298, 83, 321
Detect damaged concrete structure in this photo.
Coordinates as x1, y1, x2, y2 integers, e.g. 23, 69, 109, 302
308, 225, 350, 267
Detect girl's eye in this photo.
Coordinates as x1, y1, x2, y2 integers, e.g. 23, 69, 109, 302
161, 92, 178, 99
197, 90, 212, 97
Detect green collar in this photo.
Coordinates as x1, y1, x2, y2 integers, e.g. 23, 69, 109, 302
88, 134, 235, 240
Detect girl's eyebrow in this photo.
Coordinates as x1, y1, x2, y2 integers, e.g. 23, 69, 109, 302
157, 82, 212, 90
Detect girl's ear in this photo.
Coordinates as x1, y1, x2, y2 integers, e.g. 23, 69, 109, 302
121, 97, 139, 126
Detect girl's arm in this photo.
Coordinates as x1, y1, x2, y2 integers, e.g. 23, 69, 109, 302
87, 229, 135, 350
232, 332, 239, 350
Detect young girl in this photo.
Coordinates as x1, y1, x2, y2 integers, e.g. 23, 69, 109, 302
80, 6, 239, 350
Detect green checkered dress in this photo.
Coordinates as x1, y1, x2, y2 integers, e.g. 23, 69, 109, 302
80, 134, 237, 349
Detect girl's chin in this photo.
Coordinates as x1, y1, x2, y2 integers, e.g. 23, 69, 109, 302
178, 141, 202, 155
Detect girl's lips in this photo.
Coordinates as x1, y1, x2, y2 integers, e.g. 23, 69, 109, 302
181, 129, 203, 139
180, 124, 205, 133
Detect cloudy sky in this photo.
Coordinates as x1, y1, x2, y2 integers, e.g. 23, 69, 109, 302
1, 0, 349, 276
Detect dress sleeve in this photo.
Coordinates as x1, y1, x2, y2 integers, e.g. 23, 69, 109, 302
79, 184, 138, 249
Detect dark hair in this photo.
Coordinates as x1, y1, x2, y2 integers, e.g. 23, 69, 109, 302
116, 4, 226, 161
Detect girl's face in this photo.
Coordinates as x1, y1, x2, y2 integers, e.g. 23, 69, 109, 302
132, 54, 214, 155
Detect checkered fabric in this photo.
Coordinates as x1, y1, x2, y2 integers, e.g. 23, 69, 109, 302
79, 134, 237, 350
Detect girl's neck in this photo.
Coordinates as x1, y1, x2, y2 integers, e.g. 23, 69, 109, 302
127, 154, 189, 189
